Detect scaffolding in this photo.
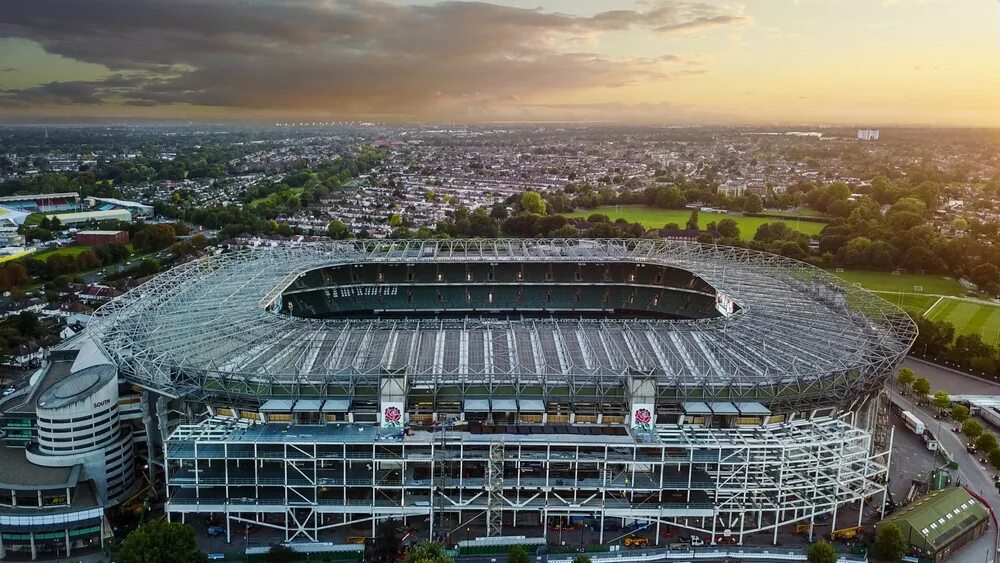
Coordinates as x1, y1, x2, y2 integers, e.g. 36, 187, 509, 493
487, 442, 504, 537
163, 415, 890, 545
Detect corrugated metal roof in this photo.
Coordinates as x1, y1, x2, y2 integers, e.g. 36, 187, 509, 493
464, 399, 489, 412
682, 402, 711, 415
491, 399, 518, 411
735, 402, 771, 415
292, 400, 323, 412
880, 487, 989, 551
260, 399, 296, 412
321, 399, 351, 412
519, 399, 545, 412
709, 402, 739, 415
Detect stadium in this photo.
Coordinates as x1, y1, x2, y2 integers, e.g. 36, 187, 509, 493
86, 238, 917, 547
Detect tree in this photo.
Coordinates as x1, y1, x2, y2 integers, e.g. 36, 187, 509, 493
989, 448, 1000, 470
507, 545, 531, 563
871, 523, 906, 563
572, 556, 593, 563
807, 540, 837, 563
912, 377, 931, 400
686, 209, 700, 231
932, 391, 951, 414
970, 263, 1000, 295
372, 519, 402, 563
716, 218, 740, 240
977, 433, 999, 453
743, 194, 764, 214
951, 404, 970, 424
117, 521, 208, 563
963, 420, 984, 442
135, 258, 162, 277
327, 219, 352, 239
403, 541, 454, 563
896, 368, 915, 392
520, 191, 547, 215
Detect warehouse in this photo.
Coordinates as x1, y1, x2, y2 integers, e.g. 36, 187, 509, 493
75, 230, 129, 246
877, 487, 989, 561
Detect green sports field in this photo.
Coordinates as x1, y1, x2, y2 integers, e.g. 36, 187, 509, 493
875, 293, 942, 316
827, 269, 1000, 342
925, 297, 1000, 344
562, 205, 826, 239
31, 246, 94, 261
826, 270, 969, 297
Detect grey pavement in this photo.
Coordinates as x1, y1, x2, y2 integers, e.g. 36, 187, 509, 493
902, 357, 1000, 395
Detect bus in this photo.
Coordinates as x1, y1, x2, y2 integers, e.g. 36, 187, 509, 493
901, 411, 925, 435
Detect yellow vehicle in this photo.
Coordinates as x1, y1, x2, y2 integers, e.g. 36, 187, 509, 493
794, 523, 812, 535
346, 536, 368, 545
829, 526, 864, 541
624, 536, 650, 548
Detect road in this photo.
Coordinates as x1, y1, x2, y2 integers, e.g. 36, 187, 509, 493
890, 387, 1000, 563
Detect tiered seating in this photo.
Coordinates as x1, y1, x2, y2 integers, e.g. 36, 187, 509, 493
282, 261, 721, 320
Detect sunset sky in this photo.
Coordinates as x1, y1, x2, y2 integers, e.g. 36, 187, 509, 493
0, 0, 998, 125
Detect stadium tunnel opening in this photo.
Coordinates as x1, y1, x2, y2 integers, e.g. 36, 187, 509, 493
277, 261, 738, 321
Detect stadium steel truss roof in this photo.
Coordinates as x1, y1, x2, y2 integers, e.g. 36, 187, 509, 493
88, 239, 917, 410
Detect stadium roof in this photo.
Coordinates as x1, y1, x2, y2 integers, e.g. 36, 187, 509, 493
88, 239, 916, 409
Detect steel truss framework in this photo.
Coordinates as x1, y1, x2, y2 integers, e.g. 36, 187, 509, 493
89, 239, 916, 412
163, 415, 889, 545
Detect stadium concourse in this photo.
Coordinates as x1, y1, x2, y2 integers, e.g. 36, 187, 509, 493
79, 239, 915, 546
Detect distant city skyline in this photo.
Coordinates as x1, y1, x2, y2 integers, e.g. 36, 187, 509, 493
0, 0, 998, 126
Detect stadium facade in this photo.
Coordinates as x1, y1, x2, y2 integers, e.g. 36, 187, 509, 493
82, 239, 916, 546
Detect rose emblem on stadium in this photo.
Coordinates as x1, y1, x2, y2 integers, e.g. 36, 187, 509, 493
384, 406, 402, 427
633, 409, 653, 430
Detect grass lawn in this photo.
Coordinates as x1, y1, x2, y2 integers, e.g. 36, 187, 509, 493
826, 269, 969, 297
31, 245, 94, 261
562, 205, 826, 238
755, 207, 830, 219
926, 298, 1000, 344
876, 293, 941, 316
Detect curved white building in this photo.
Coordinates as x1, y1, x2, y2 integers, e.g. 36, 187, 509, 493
29, 364, 135, 503
0, 351, 139, 560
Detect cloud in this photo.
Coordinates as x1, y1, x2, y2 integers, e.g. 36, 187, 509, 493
1, 80, 104, 105
0, 0, 750, 118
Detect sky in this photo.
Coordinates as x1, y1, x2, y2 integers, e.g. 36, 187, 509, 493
0, 0, 998, 126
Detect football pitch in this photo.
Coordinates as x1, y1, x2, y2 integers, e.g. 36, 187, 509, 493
828, 269, 1000, 343
563, 205, 826, 239
826, 269, 968, 296
924, 297, 1000, 345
